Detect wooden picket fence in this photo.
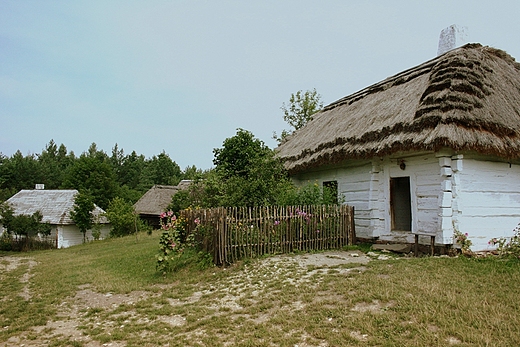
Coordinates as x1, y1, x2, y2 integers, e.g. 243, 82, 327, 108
180, 205, 355, 265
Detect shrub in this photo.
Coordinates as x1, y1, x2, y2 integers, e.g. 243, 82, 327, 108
277, 182, 343, 206
105, 197, 136, 237
156, 211, 211, 273
489, 223, 520, 258
453, 229, 472, 253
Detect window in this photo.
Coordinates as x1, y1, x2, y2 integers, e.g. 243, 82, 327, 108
323, 181, 338, 204
390, 177, 411, 231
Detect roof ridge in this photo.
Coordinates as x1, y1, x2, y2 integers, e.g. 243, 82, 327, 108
324, 43, 485, 112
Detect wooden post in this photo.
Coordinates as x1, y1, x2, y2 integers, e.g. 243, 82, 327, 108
430, 235, 435, 256
414, 234, 419, 257
348, 205, 356, 246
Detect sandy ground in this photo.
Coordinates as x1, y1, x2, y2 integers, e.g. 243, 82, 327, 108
1, 251, 374, 347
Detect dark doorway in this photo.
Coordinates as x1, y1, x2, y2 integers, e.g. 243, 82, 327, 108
390, 177, 412, 231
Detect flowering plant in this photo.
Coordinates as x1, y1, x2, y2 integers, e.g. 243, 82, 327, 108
453, 230, 472, 253
489, 223, 520, 258
156, 211, 191, 273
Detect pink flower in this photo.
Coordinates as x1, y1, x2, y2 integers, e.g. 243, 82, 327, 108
160, 212, 166, 218
274, 220, 280, 226
194, 218, 201, 225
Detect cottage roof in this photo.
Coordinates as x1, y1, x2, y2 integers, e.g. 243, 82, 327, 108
5, 189, 107, 225
276, 44, 520, 174
133, 182, 191, 216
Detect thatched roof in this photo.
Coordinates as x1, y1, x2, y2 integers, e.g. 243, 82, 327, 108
277, 44, 520, 174
133, 181, 191, 216
5, 190, 108, 225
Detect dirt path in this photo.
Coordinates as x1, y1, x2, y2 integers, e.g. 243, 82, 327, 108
1, 251, 374, 347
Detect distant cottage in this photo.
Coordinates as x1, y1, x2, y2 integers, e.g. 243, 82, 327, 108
133, 181, 191, 228
1, 189, 110, 248
276, 44, 520, 251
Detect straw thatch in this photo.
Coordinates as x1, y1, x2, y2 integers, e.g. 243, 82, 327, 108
133, 183, 186, 216
277, 44, 520, 174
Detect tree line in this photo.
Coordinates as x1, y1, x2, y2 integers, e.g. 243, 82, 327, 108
0, 89, 326, 246
0, 140, 203, 209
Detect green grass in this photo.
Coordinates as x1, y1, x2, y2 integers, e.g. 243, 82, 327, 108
1, 232, 520, 346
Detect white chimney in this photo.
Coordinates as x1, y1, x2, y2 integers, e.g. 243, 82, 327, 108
35, 184, 44, 190
437, 25, 468, 56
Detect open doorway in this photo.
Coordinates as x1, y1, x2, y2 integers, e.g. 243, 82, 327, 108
390, 177, 412, 231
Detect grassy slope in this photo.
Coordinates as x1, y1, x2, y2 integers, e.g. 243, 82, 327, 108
1, 232, 520, 346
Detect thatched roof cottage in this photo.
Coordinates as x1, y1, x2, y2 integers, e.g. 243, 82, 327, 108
133, 181, 191, 228
2, 189, 110, 248
276, 43, 520, 251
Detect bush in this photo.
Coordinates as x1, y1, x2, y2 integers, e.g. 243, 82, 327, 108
489, 223, 520, 258
104, 197, 136, 237
0, 232, 12, 251
156, 211, 211, 273
277, 182, 342, 206
104, 197, 153, 238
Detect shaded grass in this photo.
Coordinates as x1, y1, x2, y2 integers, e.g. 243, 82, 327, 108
1, 233, 520, 346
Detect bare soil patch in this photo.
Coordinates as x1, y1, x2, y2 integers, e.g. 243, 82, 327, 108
2, 250, 373, 346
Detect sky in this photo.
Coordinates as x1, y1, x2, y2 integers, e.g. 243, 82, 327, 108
1, 1, 520, 170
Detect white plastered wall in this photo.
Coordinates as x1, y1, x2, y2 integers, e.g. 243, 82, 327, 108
451, 156, 520, 251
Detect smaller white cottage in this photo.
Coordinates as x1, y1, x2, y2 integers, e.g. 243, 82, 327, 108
1, 189, 110, 248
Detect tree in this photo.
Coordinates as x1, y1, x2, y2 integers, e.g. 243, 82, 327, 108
182, 165, 207, 180
0, 203, 52, 249
104, 197, 137, 237
1, 150, 43, 192
38, 139, 74, 189
119, 150, 147, 190
69, 192, 95, 243
184, 129, 293, 208
274, 89, 323, 143
62, 145, 118, 210
145, 152, 182, 186
213, 128, 271, 179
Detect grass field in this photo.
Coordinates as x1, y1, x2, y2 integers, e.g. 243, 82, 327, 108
1, 231, 520, 346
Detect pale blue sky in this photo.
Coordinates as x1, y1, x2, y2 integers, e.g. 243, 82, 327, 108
1, 1, 519, 169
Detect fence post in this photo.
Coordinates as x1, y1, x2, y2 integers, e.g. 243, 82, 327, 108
348, 206, 356, 245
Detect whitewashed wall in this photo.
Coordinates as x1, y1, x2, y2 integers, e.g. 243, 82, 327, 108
293, 160, 374, 239
452, 157, 520, 250
292, 153, 520, 250
0, 223, 110, 248
293, 153, 444, 244
56, 224, 111, 248
377, 154, 443, 244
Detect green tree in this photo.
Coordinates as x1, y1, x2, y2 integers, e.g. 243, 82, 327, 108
1, 150, 43, 192
0, 154, 17, 201
182, 165, 207, 180
38, 139, 74, 189
62, 144, 118, 210
187, 129, 293, 207
0, 203, 52, 249
213, 128, 271, 179
274, 88, 323, 143
69, 192, 95, 243
104, 197, 137, 237
145, 152, 182, 186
